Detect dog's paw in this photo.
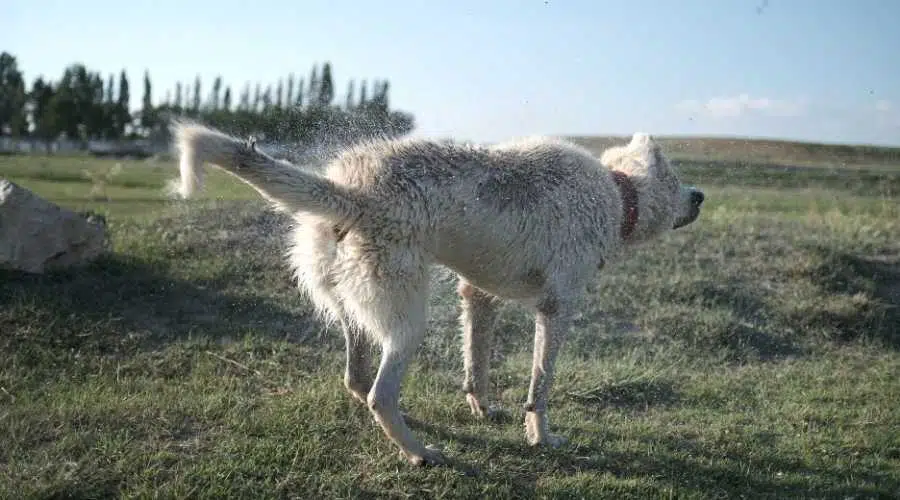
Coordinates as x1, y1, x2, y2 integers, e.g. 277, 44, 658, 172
344, 375, 373, 406
483, 405, 509, 423
403, 445, 447, 467
345, 386, 370, 406
524, 412, 568, 448
466, 394, 507, 422
527, 432, 568, 449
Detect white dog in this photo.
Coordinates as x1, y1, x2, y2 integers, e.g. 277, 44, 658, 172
170, 122, 704, 466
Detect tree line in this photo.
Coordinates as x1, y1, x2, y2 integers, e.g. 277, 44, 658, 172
0, 51, 416, 150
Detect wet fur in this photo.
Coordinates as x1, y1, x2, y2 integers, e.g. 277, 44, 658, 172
171, 121, 704, 466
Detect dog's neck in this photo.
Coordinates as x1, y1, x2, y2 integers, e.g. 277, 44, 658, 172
612, 171, 639, 241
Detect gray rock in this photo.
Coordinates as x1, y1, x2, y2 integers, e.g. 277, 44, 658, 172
0, 178, 110, 274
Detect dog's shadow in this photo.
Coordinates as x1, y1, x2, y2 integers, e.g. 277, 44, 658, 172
405, 410, 897, 498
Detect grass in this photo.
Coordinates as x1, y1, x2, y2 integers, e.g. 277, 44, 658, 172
1, 139, 899, 499
570, 135, 900, 168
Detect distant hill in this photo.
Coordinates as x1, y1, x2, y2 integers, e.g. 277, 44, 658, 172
568, 135, 900, 167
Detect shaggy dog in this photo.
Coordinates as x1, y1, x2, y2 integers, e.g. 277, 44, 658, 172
170, 122, 705, 466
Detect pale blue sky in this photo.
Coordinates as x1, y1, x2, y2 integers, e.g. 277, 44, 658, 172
3, 0, 899, 145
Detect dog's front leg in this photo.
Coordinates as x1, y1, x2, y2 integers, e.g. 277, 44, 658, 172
523, 296, 572, 447
459, 280, 500, 419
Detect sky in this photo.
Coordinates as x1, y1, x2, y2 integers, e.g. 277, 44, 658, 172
3, 0, 899, 146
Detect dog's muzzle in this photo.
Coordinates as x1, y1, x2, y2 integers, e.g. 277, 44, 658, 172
673, 188, 705, 229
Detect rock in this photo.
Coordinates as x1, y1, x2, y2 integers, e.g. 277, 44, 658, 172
0, 178, 110, 274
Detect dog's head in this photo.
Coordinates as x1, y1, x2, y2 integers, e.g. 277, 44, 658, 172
600, 133, 704, 242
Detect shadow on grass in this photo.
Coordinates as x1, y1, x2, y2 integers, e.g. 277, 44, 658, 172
406, 417, 897, 498
797, 249, 900, 347
0, 254, 320, 355
0, 202, 335, 370
689, 279, 807, 361
601, 274, 809, 363
564, 379, 680, 410
649, 247, 900, 358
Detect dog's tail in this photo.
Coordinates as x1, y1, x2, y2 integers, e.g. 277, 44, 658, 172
169, 120, 363, 222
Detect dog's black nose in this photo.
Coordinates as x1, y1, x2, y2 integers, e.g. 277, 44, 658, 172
690, 191, 705, 206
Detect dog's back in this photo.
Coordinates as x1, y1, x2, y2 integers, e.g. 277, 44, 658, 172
315, 136, 621, 297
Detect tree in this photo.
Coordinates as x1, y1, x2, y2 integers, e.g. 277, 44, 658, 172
183, 81, 192, 111
106, 74, 115, 103
318, 62, 334, 107
48, 65, 81, 140
372, 80, 390, 111
0, 52, 28, 137
63, 64, 94, 141
295, 78, 305, 108
174, 82, 183, 112
2, 53, 418, 150
103, 74, 117, 138
158, 88, 173, 126
95, 73, 105, 103
192, 75, 201, 114
286, 73, 295, 108
307, 64, 319, 106
29, 77, 57, 145
344, 79, 355, 110
358, 79, 368, 107
210, 75, 222, 111
141, 70, 154, 133
262, 85, 272, 110
239, 83, 250, 111
275, 78, 284, 109
116, 69, 131, 137
86, 72, 106, 139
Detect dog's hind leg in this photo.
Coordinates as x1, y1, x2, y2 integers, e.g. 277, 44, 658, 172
343, 253, 446, 466
369, 334, 447, 466
341, 317, 373, 405
523, 294, 574, 448
290, 220, 374, 405
458, 279, 501, 419
306, 293, 373, 404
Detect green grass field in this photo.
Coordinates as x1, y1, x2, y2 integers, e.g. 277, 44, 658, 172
2, 140, 899, 499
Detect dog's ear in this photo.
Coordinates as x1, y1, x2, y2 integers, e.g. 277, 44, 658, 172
628, 132, 663, 169
629, 132, 655, 149
601, 133, 665, 171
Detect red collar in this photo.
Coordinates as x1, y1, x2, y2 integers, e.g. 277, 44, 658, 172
612, 171, 639, 241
